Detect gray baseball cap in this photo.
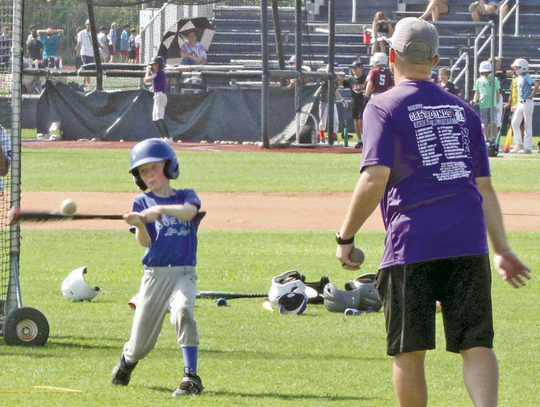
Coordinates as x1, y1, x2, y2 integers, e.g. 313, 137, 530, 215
386, 18, 439, 58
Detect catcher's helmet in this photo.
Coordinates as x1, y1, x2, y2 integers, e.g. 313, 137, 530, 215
61, 266, 101, 302
370, 52, 388, 67
511, 58, 528, 75
129, 138, 179, 190
153, 55, 165, 70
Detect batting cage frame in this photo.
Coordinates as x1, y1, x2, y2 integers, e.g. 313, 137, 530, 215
0, 0, 50, 347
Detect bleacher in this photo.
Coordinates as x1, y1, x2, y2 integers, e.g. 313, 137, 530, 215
207, 1, 539, 96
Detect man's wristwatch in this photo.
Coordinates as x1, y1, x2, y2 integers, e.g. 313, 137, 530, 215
335, 232, 354, 245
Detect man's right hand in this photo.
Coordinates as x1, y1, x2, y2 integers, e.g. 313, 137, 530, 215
494, 249, 532, 288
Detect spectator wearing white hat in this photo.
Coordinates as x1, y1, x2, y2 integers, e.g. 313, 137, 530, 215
509, 58, 539, 154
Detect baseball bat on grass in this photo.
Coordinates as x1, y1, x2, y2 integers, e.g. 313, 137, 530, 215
8, 207, 206, 225
196, 291, 268, 300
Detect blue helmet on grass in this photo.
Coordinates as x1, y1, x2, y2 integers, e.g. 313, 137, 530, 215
129, 138, 179, 190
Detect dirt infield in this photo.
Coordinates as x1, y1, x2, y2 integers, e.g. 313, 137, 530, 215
20, 190, 539, 231
20, 140, 539, 231
22, 139, 360, 154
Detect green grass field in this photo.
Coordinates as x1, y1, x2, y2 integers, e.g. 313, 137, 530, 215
1, 146, 538, 406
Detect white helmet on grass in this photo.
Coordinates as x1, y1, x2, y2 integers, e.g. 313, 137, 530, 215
61, 266, 101, 302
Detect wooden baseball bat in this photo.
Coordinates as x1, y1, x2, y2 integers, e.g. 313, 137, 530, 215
8, 208, 206, 225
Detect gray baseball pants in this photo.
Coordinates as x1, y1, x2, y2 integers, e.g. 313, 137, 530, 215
123, 266, 199, 362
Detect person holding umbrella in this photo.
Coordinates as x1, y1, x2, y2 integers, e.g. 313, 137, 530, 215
180, 30, 207, 65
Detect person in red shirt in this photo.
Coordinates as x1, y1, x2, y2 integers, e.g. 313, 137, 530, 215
364, 52, 394, 100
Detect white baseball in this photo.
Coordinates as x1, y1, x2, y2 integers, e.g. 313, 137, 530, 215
60, 199, 77, 216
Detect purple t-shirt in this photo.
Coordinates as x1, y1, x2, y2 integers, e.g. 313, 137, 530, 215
131, 189, 202, 268
361, 80, 490, 269
151, 70, 166, 93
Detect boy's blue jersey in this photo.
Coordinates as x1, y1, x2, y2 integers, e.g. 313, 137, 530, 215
131, 189, 202, 268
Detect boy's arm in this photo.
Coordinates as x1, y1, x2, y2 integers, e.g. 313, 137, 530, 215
528, 80, 539, 100
123, 213, 151, 247
142, 202, 199, 222
364, 80, 373, 98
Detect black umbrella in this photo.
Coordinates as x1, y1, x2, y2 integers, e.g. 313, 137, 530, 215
157, 17, 215, 61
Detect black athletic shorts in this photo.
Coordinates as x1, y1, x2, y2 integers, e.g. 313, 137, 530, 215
351, 100, 364, 121
375, 254, 494, 356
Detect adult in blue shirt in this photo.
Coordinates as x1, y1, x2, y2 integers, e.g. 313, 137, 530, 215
37, 27, 64, 61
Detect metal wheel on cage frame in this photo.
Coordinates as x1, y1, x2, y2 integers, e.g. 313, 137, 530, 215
2, 307, 50, 347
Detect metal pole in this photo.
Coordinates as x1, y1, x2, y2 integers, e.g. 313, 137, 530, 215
261, 0, 270, 148
7, 0, 24, 315
294, 0, 302, 144
352, 0, 357, 23
515, 0, 520, 36
271, 0, 287, 87
86, 0, 103, 91
327, 0, 335, 145
489, 23, 496, 141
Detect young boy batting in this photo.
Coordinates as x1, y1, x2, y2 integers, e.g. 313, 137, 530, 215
145, 56, 170, 139
111, 138, 204, 397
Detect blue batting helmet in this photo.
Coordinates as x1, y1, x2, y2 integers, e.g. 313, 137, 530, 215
129, 138, 179, 190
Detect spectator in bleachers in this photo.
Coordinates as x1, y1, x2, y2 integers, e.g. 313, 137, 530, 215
509, 58, 539, 154
438, 67, 462, 98
180, 31, 207, 65
469, 0, 509, 23
471, 60, 500, 141
364, 52, 394, 99
420, 0, 449, 22
371, 12, 393, 55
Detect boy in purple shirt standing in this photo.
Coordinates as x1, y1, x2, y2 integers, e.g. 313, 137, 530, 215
145, 56, 169, 139
336, 18, 531, 407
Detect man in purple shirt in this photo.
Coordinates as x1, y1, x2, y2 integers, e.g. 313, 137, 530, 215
336, 18, 531, 407
145, 56, 169, 139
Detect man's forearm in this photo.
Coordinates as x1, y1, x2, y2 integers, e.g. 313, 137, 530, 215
339, 166, 390, 239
